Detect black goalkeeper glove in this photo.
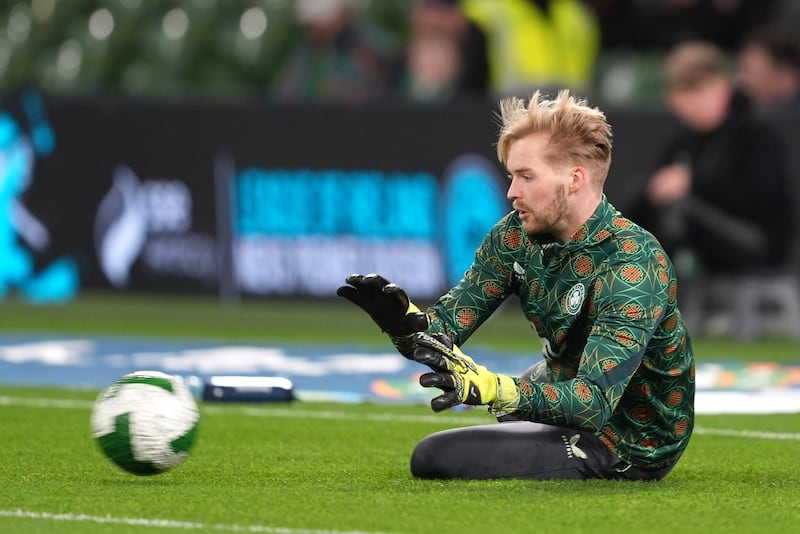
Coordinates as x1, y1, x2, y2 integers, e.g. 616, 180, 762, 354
337, 273, 429, 357
412, 332, 519, 414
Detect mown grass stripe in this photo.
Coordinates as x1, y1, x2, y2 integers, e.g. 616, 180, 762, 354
0, 395, 487, 425
0, 509, 393, 534
0, 395, 94, 409
693, 426, 800, 441
3, 395, 800, 441
229, 405, 489, 425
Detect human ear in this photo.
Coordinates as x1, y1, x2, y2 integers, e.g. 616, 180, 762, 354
569, 166, 587, 192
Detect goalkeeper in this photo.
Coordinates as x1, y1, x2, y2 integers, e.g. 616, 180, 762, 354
338, 90, 694, 481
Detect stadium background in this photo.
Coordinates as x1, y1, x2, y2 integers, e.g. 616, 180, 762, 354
1, 3, 800, 533
1, 1, 800, 406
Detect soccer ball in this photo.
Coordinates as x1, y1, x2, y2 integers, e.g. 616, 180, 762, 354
91, 370, 200, 475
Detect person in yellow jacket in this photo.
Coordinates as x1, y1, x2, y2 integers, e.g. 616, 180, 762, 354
462, 0, 600, 95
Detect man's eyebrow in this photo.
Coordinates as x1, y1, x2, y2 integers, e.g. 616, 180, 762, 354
508, 166, 533, 174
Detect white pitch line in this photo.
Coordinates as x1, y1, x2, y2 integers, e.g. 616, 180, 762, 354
0, 395, 489, 425
217, 405, 490, 426
693, 426, 800, 441
0, 509, 393, 534
4, 395, 800, 440
0, 395, 94, 410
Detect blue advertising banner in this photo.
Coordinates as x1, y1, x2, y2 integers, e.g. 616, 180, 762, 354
8, 95, 511, 300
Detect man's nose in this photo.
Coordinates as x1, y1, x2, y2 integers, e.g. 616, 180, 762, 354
506, 179, 519, 200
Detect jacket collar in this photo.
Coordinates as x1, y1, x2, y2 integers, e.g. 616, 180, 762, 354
567, 195, 617, 247
530, 195, 617, 250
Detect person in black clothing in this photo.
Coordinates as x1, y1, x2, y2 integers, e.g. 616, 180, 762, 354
736, 26, 800, 113
630, 40, 796, 278
268, 0, 398, 103
393, 0, 489, 104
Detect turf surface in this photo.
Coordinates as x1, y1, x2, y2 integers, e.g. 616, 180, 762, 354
2, 386, 800, 534
2, 290, 799, 360
2, 291, 800, 533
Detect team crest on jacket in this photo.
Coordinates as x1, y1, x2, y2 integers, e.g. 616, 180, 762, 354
565, 282, 586, 315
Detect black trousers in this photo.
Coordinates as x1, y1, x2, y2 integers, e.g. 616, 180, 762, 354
410, 421, 674, 481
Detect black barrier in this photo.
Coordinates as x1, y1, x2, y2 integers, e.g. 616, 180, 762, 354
20, 95, 514, 300
4, 93, 799, 301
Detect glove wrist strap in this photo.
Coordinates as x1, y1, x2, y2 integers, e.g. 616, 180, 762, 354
489, 374, 520, 417
390, 333, 416, 358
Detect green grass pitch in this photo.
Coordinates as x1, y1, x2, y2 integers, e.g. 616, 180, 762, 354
1, 291, 800, 533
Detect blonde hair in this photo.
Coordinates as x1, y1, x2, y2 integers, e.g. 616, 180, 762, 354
497, 90, 613, 185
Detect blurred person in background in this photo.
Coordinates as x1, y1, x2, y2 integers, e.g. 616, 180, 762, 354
393, 0, 489, 104
268, 0, 398, 103
460, 0, 600, 97
736, 26, 800, 113
629, 41, 795, 280
589, 0, 776, 52
587, 0, 778, 106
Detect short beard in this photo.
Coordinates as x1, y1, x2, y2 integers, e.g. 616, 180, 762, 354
523, 184, 568, 237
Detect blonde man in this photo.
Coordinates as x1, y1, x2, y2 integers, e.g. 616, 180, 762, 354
339, 90, 694, 480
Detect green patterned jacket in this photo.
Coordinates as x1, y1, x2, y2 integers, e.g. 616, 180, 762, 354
428, 196, 695, 469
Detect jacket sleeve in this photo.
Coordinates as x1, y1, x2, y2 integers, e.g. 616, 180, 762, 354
427, 212, 523, 346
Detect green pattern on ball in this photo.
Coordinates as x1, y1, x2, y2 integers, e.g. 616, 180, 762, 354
97, 412, 163, 476
170, 424, 198, 456
116, 374, 175, 393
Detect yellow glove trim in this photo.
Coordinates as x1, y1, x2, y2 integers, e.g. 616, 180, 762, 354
452, 343, 504, 407
490, 374, 520, 417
